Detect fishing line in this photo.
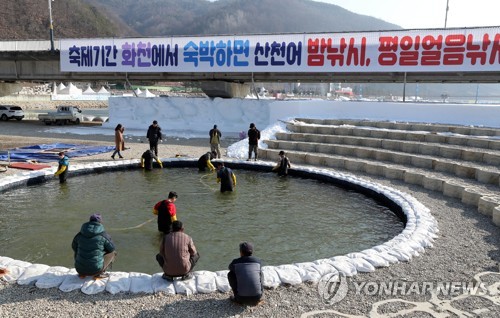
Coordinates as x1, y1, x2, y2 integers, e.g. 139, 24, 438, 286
108, 217, 155, 231
199, 171, 218, 192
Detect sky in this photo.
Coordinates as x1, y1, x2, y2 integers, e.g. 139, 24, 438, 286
312, 0, 500, 29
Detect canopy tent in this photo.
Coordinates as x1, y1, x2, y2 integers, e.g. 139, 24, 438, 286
139, 88, 156, 97
97, 87, 111, 95
134, 88, 142, 95
56, 82, 66, 93
58, 82, 82, 95
83, 85, 96, 95
0, 143, 115, 163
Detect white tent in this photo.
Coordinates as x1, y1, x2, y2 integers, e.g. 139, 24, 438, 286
97, 87, 111, 96
58, 82, 82, 95
83, 85, 96, 95
56, 82, 66, 94
139, 88, 156, 97
134, 88, 142, 96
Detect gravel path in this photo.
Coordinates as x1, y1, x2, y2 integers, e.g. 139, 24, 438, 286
0, 121, 499, 317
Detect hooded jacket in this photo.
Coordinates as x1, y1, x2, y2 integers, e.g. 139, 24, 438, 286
71, 221, 115, 275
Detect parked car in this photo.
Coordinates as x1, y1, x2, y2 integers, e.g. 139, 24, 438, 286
0, 105, 24, 121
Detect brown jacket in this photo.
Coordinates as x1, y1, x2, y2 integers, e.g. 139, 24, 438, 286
114, 129, 124, 151
160, 231, 197, 276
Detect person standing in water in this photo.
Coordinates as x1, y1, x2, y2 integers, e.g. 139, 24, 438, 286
272, 151, 291, 176
141, 149, 163, 170
197, 151, 216, 172
153, 191, 178, 234
216, 162, 236, 192
54, 151, 69, 183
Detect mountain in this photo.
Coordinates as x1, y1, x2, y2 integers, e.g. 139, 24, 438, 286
0, 0, 136, 40
84, 0, 401, 36
0, 0, 401, 40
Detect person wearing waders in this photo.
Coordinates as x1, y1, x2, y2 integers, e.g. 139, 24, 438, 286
153, 191, 178, 234
272, 151, 291, 176
216, 162, 236, 192
209, 124, 222, 159
54, 151, 69, 183
141, 149, 163, 171
197, 151, 216, 172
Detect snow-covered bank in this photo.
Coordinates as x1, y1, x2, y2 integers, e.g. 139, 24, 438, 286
103, 97, 500, 138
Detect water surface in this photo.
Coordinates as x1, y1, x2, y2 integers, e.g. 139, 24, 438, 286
0, 168, 404, 273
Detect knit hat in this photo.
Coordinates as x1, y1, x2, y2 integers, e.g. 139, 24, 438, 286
89, 213, 102, 223
239, 241, 254, 255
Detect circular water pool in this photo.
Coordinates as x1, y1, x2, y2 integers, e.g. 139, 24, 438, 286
0, 166, 404, 274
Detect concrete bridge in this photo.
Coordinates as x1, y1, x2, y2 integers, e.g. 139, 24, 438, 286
1, 26, 500, 97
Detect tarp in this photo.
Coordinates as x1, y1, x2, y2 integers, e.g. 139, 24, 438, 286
0, 143, 115, 162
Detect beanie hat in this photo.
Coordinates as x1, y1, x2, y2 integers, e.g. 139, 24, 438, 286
239, 241, 254, 255
89, 213, 102, 223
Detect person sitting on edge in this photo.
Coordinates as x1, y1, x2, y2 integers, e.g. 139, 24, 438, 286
153, 191, 178, 234
216, 162, 236, 192
141, 149, 163, 171
272, 150, 291, 176
156, 220, 200, 281
197, 151, 216, 172
54, 151, 70, 184
228, 242, 263, 306
71, 213, 117, 279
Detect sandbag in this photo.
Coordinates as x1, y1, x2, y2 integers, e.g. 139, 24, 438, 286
195, 271, 217, 294
36, 266, 70, 289
0, 265, 25, 283
262, 266, 281, 288
274, 265, 303, 285
129, 272, 154, 294
173, 277, 197, 295
81, 276, 108, 295
106, 272, 132, 294
59, 269, 87, 292
17, 264, 50, 285
215, 270, 231, 293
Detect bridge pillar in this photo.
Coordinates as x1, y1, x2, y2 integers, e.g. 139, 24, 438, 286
200, 81, 250, 98
0, 82, 22, 97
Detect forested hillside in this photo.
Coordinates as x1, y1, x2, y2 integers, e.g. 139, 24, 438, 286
0, 0, 400, 40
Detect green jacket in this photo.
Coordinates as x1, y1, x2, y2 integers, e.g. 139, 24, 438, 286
71, 221, 115, 275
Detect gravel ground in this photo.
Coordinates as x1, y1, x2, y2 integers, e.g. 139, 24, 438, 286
1, 120, 499, 317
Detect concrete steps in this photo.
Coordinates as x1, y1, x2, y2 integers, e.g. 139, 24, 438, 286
262, 119, 500, 227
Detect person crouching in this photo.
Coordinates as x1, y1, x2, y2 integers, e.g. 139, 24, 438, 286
156, 220, 200, 281
228, 242, 263, 305
71, 213, 117, 279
